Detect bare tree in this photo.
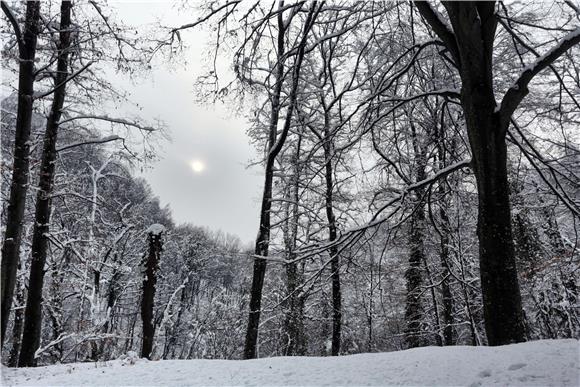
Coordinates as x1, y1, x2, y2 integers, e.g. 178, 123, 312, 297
244, 1, 320, 359
0, 0, 41, 348
414, 0, 580, 345
141, 224, 165, 359
18, 0, 73, 366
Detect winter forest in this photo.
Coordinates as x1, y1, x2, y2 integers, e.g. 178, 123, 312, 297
1, 1, 579, 386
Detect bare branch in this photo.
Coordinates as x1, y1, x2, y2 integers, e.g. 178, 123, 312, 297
414, 1, 460, 66
1, 0, 22, 54
33, 61, 94, 100
59, 114, 156, 132
56, 135, 123, 152
499, 27, 580, 127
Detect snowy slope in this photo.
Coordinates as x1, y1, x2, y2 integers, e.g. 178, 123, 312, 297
2, 339, 578, 386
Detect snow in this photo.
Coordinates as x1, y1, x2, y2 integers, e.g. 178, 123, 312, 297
514, 26, 580, 85
145, 223, 165, 235
2, 339, 578, 386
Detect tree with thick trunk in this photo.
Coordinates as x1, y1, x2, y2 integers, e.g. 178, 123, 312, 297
141, 225, 165, 359
18, 1, 73, 366
415, 0, 580, 345
0, 0, 41, 348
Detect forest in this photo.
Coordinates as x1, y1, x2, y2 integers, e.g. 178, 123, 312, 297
1, 0, 579, 380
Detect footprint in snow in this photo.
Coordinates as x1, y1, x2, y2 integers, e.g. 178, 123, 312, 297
508, 363, 527, 371
478, 369, 492, 378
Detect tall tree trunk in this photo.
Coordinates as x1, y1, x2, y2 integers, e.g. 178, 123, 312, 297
469, 127, 525, 345
18, 1, 73, 366
436, 119, 454, 346
405, 121, 427, 348
438, 200, 455, 346
423, 255, 443, 346
283, 135, 306, 356
437, 2, 526, 345
322, 115, 341, 356
0, 0, 41, 348
243, 13, 285, 359
244, 2, 317, 359
140, 227, 164, 359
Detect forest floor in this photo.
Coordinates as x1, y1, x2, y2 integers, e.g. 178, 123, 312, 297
2, 339, 578, 386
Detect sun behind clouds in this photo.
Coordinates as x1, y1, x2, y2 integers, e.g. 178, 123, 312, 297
189, 159, 205, 173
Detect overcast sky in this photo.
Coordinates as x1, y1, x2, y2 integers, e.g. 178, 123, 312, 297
112, 2, 262, 244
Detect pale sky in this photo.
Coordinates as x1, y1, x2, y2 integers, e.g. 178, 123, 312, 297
112, 2, 262, 243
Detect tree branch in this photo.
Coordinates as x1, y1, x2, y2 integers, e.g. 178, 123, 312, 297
1, 0, 23, 54
499, 27, 580, 127
33, 61, 94, 100
59, 115, 156, 132
56, 135, 123, 152
414, 1, 460, 67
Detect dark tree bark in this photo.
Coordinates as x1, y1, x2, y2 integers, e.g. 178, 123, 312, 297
243, 9, 286, 359
244, 2, 318, 359
438, 194, 455, 346
442, 2, 526, 345
8, 278, 25, 367
0, 0, 41, 348
140, 227, 164, 359
436, 116, 455, 346
322, 113, 342, 356
104, 253, 122, 333
282, 135, 306, 356
404, 121, 427, 348
414, 1, 580, 345
18, 1, 73, 366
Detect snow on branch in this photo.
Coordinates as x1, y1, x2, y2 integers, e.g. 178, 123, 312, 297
33, 61, 94, 100
34, 333, 74, 359
170, 1, 241, 35
56, 135, 123, 152
499, 26, 580, 126
59, 114, 157, 132
146, 223, 166, 235
414, 1, 460, 64
157, 277, 189, 333
1, 1, 23, 54
293, 159, 472, 261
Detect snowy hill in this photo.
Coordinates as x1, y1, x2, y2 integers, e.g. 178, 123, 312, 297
2, 339, 578, 386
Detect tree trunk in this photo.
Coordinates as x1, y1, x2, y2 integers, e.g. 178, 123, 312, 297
18, 2, 73, 366
423, 255, 443, 346
141, 228, 164, 359
244, 2, 317, 358
444, 2, 526, 345
8, 280, 25, 367
283, 135, 306, 356
436, 122, 455, 346
1, 0, 41, 348
243, 10, 286, 360
405, 122, 427, 348
470, 126, 526, 345
455, 29, 525, 344
322, 115, 341, 356
438, 202, 455, 346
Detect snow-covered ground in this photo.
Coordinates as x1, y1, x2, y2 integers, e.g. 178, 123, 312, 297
2, 339, 578, 386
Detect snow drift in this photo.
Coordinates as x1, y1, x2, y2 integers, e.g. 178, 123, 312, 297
2, 339, 578, 386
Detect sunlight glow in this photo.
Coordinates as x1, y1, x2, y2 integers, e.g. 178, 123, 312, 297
190, 159, 205, 173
